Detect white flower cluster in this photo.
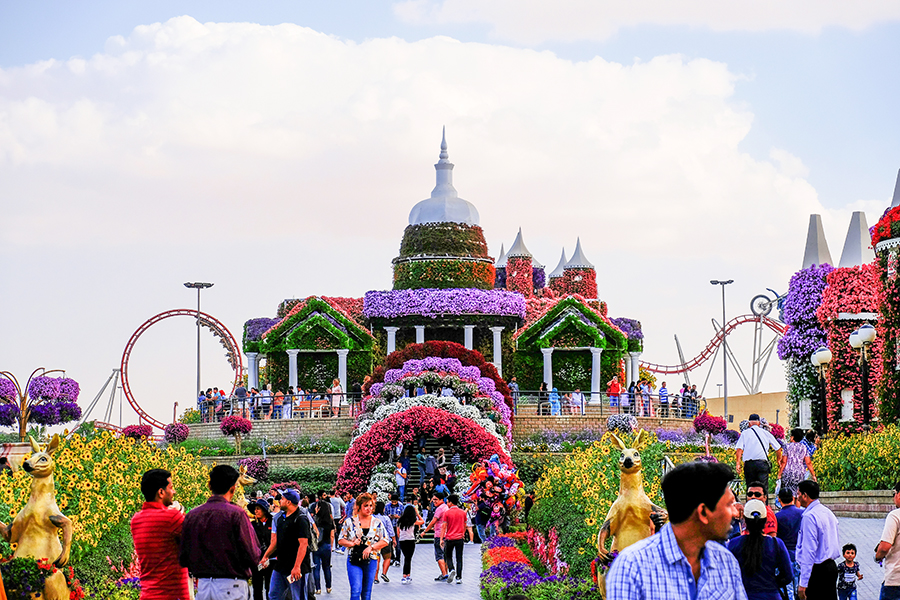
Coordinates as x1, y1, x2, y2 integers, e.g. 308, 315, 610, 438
454, 463, 472, 497
367, 461, 397, 503
353, 393, 508, 452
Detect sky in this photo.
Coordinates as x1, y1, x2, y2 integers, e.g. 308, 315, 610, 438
1, 1, 899, 428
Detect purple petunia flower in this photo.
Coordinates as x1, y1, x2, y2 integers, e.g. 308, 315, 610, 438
363, 288, 526, 319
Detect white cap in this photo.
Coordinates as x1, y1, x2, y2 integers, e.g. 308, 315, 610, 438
743, 499, 767, 519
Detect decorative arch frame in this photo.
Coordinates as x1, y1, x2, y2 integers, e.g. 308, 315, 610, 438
336, 405, 513, 494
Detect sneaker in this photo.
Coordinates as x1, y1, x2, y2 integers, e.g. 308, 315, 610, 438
456, 579, 462, 585
447, 571, 456, 584
401, 576, 410, 585
374, 578, 379, 584
316, 591, 322, 595
435, 574, 448, 582
326, 589, 332, 594
382, 574, 390, 583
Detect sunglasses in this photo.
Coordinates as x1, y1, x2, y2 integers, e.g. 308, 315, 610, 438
746, 491, 765, 498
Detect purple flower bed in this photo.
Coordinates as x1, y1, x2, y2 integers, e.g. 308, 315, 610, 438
363, 288, 526, 319
777, 264, 832, 361
0, 403, 19, 427
611, 317, 644, 340
483, 536, 518, 549
0, 378, 17, 401
29, 402, 59, 425
244, 317, 282, 342
28, 376, 60, 401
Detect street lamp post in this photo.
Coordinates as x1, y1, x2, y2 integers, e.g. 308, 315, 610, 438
710, 279, 734, 422
849, 324, 877, 427
184, 282, 214, 398
811, 346, 833, 433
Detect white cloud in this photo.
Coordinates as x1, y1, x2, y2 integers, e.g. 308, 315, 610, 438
0, 17, 885, 425
393, 0, 900, 43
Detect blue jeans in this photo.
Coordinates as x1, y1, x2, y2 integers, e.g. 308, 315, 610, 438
838, 589, 858, 600
347, 557, 378, 600
269, 570, 306, 600
881, 585, 900, 600
784, 560, 799, 600
313, 543, 332, 591
397, 485, 405, 500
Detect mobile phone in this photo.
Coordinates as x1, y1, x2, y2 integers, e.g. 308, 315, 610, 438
287, 575, 296, 584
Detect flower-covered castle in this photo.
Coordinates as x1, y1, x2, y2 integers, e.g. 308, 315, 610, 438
242, 131, 644, 397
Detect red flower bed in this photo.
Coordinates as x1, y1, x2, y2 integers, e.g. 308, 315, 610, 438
484, 545, 530, 567
335, 406, 512, 493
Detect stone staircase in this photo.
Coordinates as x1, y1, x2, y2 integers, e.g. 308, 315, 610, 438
821, 490, 896, 518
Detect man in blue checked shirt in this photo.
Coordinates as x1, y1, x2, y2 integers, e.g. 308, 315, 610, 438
607, 462, 748, 600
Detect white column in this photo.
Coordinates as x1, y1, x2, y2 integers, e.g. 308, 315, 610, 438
799, 398, 811, 429
286, 349, 300, 390
463, 325, 475, 350
629, 352, 642, 383
589, 347, 603, 404
415, 325, 425, 344
246, 352, 260, 390
336, 349, 349, 400
385, 327, 399, 354
490, 327, 505, 377
624, 356, 632, 385
541, 347, 554, 390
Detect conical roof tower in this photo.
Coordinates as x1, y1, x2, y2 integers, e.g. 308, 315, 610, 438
838, 211, 875, 268
801, 214, 833, 269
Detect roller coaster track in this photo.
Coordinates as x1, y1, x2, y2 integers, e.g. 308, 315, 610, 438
641, 314, 786, 376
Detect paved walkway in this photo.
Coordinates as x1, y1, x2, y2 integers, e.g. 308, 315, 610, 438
313, 542, 482, 600
311, 518, 888, 600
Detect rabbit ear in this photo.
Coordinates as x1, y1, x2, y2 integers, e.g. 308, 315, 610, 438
635, 429, 648, 448
609, 433, 627, 450
46, 434, 60, 455
29, 436, 41, 453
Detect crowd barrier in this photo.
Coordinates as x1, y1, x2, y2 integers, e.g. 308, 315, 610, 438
512, 390, 706, 419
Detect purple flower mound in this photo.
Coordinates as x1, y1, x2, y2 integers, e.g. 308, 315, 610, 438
483, 536, 518, 549
611, 317, 644, 340
29, 402, 59, 425
57, 378, 80, 402
238, 457, 269, 480
481, 561, 543, 588
363, 288, 526, 319
0, 378, 16, 401
0, 403, 19, 427
655, 428, 687, 443
164, 422, 190, 444
55, 401, 81, 423
777, 263, 833, 361
28, 376, 60, 401
245, 317, 281, 342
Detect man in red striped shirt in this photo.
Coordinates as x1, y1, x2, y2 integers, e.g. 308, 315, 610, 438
131, 469, 190, 600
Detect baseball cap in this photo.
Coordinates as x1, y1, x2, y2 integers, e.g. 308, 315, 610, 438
282, 489, 300, 505
743, 499, 766, 519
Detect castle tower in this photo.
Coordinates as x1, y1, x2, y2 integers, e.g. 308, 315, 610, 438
506, 228, 535, 298
393, 129, 495, 290
802, 214, 834, 268
563, 238, 598, 299
494, 243, 507, 288
548, 248, 568, 294
838, 211, 875, 268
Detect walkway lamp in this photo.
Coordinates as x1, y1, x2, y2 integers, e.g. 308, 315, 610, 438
849, 324, 877, 426
184, 282, 214, 398
710, 279, 733, 421
810, 346, 832, 433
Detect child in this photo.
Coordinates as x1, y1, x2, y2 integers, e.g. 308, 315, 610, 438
836, 543, 863, 600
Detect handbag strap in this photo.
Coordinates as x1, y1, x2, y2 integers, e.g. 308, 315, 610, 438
749, 426, 768, 458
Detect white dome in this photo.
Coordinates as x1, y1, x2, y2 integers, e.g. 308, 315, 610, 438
408, 129, 480, 226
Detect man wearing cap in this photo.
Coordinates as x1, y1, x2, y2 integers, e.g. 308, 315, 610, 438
735, 413, 783, 489
260, 489, 310, 600
180, 465, 260, 600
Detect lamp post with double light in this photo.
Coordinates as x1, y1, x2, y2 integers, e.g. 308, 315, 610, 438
184, 282, 214, 398
810, 346, 832, 433
849, 323, 877, 426
710, 279, 733, 422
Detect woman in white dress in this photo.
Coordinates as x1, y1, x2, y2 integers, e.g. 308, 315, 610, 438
330, 378, 343, 417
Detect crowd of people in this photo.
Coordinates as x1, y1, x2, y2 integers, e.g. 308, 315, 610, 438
607, 459, 900, 600
129, 457, 504, 600
196, 379, 365, 423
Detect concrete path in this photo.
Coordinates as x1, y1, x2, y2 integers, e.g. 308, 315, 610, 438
312, 542, 482, 600
837, 517, 890, 600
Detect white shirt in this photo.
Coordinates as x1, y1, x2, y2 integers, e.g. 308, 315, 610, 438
796, 500, 841, 587
571, 392, 585, 404
881, 507, 900, 585
735, 425, 780, 461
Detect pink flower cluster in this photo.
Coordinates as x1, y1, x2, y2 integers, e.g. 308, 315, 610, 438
122, 424, 153, 440
526, 527, 568, 576
220, 415, 253, 437
693, 412, 727, 435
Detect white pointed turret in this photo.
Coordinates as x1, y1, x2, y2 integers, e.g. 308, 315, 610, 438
507, 228, 533, 259
408, 128, 480, 226
891, 168, 900, 208
549, 248, 568, 279
801, 214, 833, 269
495, 243, 507, 268
565, 238, 594, 269
838, 211, 875, 268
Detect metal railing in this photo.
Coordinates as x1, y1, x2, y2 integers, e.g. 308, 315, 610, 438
195, 392, 363, 422
511, 390, 706, 419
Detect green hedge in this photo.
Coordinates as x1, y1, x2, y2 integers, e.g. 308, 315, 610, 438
71, 520, 134, 591
398, 223, 489, 258
393, 258, 495, 290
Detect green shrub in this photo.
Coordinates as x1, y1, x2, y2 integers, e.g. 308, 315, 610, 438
71, 520, 134, 591
814, 424, 900, 491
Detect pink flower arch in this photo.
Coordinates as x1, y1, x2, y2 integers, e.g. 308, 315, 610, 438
336, 406, 512, 494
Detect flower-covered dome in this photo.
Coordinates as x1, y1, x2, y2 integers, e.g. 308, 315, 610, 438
408, 128, 480, 226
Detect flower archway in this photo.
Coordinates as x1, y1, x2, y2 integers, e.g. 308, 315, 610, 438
336, 405, 513, 494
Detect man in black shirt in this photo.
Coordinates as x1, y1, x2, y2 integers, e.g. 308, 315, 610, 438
260, 489, 310, 600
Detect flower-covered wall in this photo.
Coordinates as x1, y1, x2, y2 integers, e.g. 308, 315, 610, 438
816, 264, 883, 432
874, 206, 900, 424
777, 263, 833, 427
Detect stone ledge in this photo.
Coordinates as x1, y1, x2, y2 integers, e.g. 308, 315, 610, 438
196, 453, 345, 470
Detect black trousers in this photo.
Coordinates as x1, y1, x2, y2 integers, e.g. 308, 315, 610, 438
806, 560, 838, 600
743, 459, 771, 490
399, 540, 417, 575
252, 563, 272, 600
445, 539, 465, 578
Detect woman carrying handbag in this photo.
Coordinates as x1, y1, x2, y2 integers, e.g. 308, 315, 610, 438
337, 493, 388, 600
